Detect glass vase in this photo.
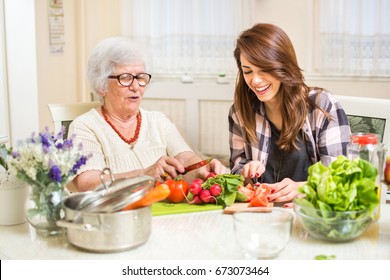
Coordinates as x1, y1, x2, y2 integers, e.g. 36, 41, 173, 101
25, 184, 66, 237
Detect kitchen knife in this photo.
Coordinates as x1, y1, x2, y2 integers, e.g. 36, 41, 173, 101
182, 158, 212, 174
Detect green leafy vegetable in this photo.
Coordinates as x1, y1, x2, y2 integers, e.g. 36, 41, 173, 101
295, 155, 379, 241
299, 155, 379, 213
315, 254, 336, 260
202, 174, 245, 206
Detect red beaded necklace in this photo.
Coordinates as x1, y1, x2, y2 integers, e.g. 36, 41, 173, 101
101, 106, 142, 146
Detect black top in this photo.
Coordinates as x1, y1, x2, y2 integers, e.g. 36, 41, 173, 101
261, 122, 312, 183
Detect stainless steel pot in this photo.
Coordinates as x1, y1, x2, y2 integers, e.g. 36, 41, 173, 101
57, 173, 155, 253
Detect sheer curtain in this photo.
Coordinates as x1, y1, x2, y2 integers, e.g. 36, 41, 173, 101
121, 0, 254, 78
318, 0, 390, 76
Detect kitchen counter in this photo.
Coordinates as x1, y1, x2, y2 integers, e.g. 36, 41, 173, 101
1, 203, 390, 260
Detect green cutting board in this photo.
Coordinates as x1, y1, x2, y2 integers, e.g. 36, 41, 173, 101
151, 202, 223, 216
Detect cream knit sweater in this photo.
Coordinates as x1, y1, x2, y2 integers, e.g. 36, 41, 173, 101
68, 108, 193, 175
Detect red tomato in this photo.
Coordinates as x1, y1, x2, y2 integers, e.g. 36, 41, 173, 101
255, 184, 271, 196
249, 192, 268, 207
249, 184, 271, 207
165, 178, 189, 203
244, 183, 255, 191
237, 185, 255, 202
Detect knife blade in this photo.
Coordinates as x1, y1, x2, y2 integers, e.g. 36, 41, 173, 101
182, 158, 212, 174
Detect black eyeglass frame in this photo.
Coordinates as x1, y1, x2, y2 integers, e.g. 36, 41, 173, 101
107, 73, 152, 87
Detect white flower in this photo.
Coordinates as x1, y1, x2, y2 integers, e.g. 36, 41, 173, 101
50, 191, 62, 206
9, 127, 89, 186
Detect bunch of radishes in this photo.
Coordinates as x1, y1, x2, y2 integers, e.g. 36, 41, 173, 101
188, 177, 222, 204
187, 173, 245, 206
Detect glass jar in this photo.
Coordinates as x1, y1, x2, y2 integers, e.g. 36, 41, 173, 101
347, 133, 387, 218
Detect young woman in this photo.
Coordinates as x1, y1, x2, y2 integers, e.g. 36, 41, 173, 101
229, 23, 351, 203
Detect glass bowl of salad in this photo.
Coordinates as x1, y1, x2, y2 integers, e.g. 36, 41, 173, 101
293, 198, 374, 242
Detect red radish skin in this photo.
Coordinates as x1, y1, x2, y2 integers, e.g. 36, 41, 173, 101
191, 195, 203, 204
206, 172, 216, 179
189, 178, 204, 195
199, 189, 213, 203
210, 184, 222, 197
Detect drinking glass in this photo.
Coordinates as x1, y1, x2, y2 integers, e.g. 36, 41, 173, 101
233, 208, 293, 259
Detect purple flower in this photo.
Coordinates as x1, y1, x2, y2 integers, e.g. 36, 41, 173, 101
11, 151, 20, 158
63, 139, 73, 149
40, 133, 51, 149
30, 132, 36, 143
42, 145, 51, 154
55, 142, 63, 149
56, 129, 64, 140
71, 155, 87, 174
49, 165, 62, 183
11, 128, 90, 188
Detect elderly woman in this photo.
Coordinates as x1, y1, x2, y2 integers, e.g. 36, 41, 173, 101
69, 37, 224, 192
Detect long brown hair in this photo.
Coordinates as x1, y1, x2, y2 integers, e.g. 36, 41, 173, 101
233, 23, 316, 151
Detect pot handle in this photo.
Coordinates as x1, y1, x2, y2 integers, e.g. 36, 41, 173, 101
56, 219, 104, 231
100, 167, 115, 190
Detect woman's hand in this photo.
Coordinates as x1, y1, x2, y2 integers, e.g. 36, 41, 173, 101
265, 178, 305, 203
241, 160, 265, 184
196, 158, 226, 179
144, 156, 185, 181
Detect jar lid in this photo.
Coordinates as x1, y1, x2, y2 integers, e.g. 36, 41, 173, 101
75, 171, 155, 213
351, 133, 379, 145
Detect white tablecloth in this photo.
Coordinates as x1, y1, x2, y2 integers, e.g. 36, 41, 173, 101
1, 203, 390, 260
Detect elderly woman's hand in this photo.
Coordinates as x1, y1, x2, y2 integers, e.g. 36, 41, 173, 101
196, 158, 226, 179
144, 156, 185, 181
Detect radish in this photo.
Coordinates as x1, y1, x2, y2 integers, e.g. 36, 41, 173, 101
199, 189, 213, 203
189, 178, 203, 195
206, 172, 216, 179
209, 184, 222, 197
191, 195, 203, 204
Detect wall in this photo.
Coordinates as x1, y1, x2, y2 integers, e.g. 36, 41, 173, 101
34, 0, 121, 131
143, 82, 234, 158
254, 0, 315, 73
35, 0, 79, 132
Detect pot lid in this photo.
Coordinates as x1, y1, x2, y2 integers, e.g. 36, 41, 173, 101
75, 168, 155, 213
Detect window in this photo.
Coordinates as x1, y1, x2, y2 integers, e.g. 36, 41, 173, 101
317, 0, 390, 77
121, 0, 255, 78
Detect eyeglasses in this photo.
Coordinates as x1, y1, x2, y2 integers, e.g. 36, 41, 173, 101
107, 73, 152, 87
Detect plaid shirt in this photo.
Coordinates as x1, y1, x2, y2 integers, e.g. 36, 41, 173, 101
228, 90, 351, 174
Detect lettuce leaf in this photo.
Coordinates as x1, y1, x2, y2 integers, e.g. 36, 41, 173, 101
299, 155, 379, 213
